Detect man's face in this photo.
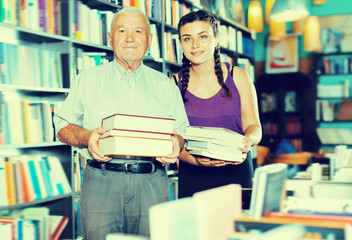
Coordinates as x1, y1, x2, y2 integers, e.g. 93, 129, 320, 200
108, 13, 152, 65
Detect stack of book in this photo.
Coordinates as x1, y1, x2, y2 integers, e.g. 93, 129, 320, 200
184, 126, 245, 162
98, 114, 175, 157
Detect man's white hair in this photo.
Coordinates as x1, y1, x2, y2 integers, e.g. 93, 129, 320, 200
110, 7, 151, 33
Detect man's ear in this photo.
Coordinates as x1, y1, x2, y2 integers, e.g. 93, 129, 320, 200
148, 33, 153, 49
108, 32, 113, 48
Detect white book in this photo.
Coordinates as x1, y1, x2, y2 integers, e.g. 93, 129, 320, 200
47, 156, 71, 195
0, 156, 9, 206
99, 136, 172, 157
102, 113, 175, 135
33, 157, 48, 199
100, 128, 172, 140
149, 184, 242, 240
249, 163, 287, 219
185, 126, 245, 147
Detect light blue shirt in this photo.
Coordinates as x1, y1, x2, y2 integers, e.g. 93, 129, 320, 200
54, 60, 189, 159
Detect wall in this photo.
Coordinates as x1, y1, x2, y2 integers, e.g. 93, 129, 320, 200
242, 0, 352, 62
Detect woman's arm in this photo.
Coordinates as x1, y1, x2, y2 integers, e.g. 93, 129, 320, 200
233, 67, 262, 148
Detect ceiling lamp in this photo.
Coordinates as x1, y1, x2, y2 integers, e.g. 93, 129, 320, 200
304, 16, 321, 51
269, 0, 309, 22
313, 0, 327, 4
248, 1, 264, 32
269, 20, 286, 40
293, 18, 306, 35
265, 0, 275, 24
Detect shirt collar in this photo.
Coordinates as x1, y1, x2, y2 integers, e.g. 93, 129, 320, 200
112, 60, 144, 80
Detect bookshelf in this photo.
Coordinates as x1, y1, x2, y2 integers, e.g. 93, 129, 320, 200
0, 0, 256, 239
315, 52, 352, 153
256, 73, 316, 153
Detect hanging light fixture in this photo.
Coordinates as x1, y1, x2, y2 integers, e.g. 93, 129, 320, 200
269, 20, 286, 40
265, 0, 275, 24
248, 0, 264, 32
293, 18, 306, 35
269, 0, 309, 22
313, 0, 327, 4
304, 16, 321, 51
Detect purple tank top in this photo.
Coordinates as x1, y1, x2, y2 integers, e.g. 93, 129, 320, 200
177, 62, 243, 134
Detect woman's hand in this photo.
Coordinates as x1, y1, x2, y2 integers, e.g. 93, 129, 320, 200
194, 156, 242, 167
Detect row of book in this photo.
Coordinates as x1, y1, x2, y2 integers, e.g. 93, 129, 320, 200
72, 1, 114, 46
262, 122, 279, 135
317, 79, 350, 98
71, 48, 113, 79
162, 31, 183, 64
316, 99, 352, 122
0, 155, 71, 207
285, 116, 301, 135
0, 0, 62, 35
0, 42, 63, 88
219, 25, 237, 52
0, 92, 63, 145
317, 128, 352, 145
124, 0, 192, 27
0, 206, 69, 240
318, 56, 352, 75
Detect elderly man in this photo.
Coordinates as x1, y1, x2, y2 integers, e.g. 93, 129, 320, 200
54, 7, 188, 239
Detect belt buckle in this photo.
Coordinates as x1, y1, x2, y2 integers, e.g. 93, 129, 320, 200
125, 163, 133, 174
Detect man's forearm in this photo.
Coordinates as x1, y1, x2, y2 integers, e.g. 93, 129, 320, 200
57, 124, 92, 148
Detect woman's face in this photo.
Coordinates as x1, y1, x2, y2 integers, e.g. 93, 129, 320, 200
179, 21, 219, 66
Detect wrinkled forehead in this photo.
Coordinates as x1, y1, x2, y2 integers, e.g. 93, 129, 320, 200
111, 13, 150, 33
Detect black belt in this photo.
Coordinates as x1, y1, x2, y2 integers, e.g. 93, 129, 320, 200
88, 160, 162, 174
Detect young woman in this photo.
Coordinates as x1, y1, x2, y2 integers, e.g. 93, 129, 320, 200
173, 10, 262, 198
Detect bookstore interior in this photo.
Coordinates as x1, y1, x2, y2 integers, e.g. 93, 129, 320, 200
1, 0, 352, 239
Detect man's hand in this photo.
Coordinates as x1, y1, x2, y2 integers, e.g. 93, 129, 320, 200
87, 127, 112, 162
156, 130, 182, 165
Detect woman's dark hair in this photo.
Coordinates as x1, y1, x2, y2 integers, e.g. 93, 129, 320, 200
177, 10, 232, 102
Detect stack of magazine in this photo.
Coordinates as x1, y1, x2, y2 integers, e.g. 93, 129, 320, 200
184, 126, 245, 162
98, 113, 175, 157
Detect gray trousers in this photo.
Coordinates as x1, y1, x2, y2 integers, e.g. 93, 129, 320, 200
80, 163, 170, 240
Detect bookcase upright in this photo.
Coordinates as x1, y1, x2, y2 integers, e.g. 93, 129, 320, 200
0, 0, 256, 238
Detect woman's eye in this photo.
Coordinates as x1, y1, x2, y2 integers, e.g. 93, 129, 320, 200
183, 38, 190, 42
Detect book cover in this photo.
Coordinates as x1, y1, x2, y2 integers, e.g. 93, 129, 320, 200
49, 215, 69, 240
27, 159, 43, 200
184, 126, 245, 147
101, 113, 175, 135
18, 158, 36, 202
21, 206, 50, 240
249, 163, 287, 219
46, 156, 72, 195
99, 136, 173, 157
0, 156, 9, 206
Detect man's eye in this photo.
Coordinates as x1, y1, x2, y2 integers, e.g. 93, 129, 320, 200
136, 30, 142, 34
